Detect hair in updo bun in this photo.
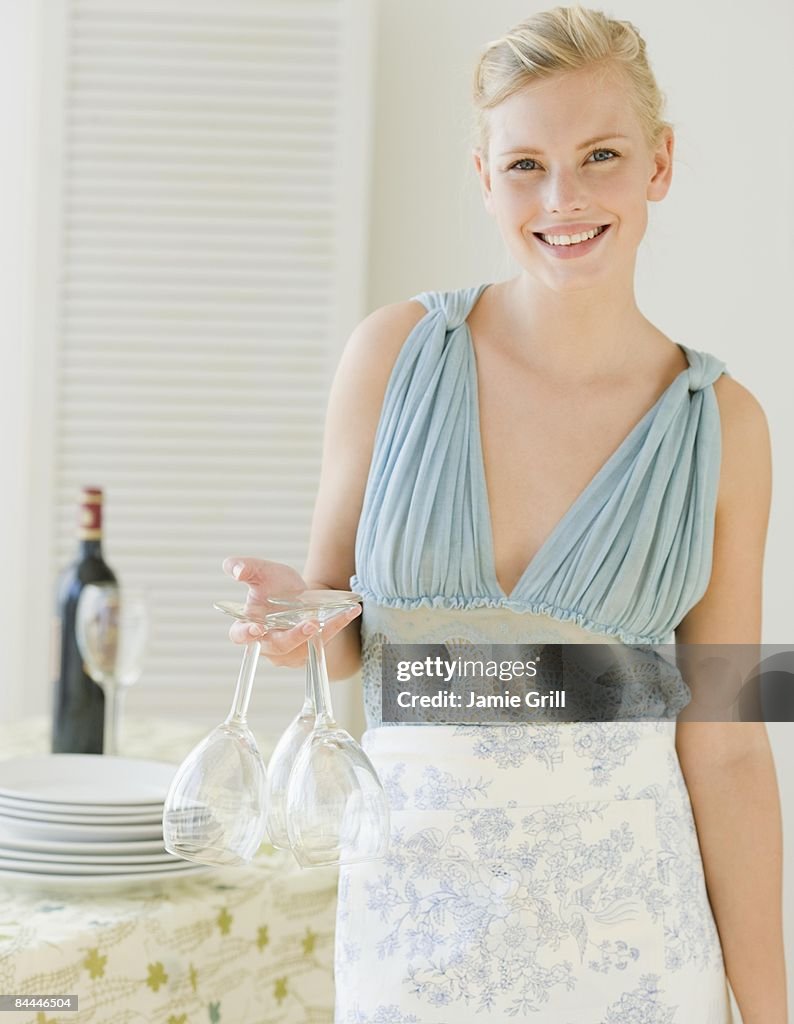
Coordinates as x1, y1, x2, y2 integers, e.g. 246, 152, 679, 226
473, 6, 670, 155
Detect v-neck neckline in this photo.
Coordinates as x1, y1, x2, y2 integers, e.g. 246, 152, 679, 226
463, 283, 693, 601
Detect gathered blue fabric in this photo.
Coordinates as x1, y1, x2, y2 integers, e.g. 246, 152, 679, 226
350, 283, 728, 645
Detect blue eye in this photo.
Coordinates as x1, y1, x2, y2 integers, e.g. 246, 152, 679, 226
589, 148, 618, 163
509, 158, 540, 171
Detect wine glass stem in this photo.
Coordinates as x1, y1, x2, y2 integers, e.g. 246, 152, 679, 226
303, 646, 314, 709
307, 633, 334, 727
103, 678, 118, 756
227, 641, 261, 724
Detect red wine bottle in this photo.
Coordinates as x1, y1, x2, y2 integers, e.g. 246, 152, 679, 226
52, 487, 118, 753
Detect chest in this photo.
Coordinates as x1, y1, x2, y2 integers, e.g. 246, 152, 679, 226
475, 354, 666, 595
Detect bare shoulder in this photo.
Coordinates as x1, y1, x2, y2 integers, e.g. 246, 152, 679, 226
713, 372, 768, 428
341, 299, 429, 379
328, 299, 429, 429
711, 374, 772, 510
354, 297, 430, 338
324, 298, 429, 454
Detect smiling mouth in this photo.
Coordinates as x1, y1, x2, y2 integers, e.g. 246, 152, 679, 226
533, 225, 610, 247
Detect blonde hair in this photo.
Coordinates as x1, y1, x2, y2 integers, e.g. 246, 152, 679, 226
473, 6, 670, 155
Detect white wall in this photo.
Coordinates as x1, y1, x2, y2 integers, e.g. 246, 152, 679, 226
366, 0, 793, 1012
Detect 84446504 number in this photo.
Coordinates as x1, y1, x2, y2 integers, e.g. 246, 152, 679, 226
0, 996, 78, 1011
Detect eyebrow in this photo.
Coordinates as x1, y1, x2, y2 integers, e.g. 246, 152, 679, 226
497, 134, 630, 157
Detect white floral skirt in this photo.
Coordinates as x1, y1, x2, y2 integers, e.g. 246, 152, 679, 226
334, 722, 733, 1023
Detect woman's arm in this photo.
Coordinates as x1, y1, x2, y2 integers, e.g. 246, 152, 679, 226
675, 375, 786, 1023
301, 300, 428, 680
224, 302, 427, 675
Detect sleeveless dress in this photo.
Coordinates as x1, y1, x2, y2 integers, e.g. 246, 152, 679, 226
334, 284, 734, 1023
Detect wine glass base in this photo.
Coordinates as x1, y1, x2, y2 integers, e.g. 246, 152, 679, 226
214, 590, 362, 629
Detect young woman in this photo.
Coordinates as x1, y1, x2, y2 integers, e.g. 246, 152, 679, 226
225, 8, 786, 1022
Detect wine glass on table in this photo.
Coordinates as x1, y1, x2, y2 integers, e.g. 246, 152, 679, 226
75, 583, 149, 756
214, 591, 390, 868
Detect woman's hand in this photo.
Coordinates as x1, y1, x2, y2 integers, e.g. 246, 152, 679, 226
221, 556, 361, 669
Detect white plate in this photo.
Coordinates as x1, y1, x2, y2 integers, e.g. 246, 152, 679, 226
0, 846, 179, 866
0, 793, 163, 816
0, 835, 168, 855
0, 755, 176, 805
0, 864, 213, 892
0, 800, 162, 826
0, 814, 162, 843
0, 854, 199, 876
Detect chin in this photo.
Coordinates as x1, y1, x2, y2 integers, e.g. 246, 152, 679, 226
518, 263, 613, 295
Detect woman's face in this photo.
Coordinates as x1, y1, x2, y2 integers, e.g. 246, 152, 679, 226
474, 65, 673, 294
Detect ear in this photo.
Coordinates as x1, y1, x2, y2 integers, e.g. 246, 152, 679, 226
647, 127, 674, 202
472, 148, 495, 214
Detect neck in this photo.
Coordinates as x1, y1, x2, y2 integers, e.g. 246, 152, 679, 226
501, 272, 655, 383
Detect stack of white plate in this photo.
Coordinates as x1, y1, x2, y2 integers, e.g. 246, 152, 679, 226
0, 755, 208, 888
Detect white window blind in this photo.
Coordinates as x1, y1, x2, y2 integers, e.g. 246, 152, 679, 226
43, 0, 374, 739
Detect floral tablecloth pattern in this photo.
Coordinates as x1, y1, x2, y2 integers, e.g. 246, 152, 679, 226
0, 718, 338, 1024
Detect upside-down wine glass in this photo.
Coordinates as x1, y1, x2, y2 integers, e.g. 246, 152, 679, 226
162, 634, 268, 866
215, 590, 390, 868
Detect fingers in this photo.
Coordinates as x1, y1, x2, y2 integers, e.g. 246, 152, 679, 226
261, 621, 320, 653
222, 556, 263, 584
322, 604, 362, 643
226, 604, 361, 666
228, 620, 266, 645
227, 619, 318, 654
221, 556, 307, 596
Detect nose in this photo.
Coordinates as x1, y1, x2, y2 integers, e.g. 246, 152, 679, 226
543, 168, 587, 214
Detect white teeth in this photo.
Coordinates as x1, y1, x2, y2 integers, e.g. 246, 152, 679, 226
540, 226, 605, 246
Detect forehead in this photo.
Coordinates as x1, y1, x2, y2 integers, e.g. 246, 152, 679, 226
487, 66, 642, 151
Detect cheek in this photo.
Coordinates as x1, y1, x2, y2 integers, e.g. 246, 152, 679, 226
593, 166, 647, 203
490, 178, 539, 220
593, 171, 650, 227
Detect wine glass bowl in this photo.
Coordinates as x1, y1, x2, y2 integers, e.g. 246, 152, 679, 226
163, 717, 268, 866
286, 727, 389, 867
75, 583, 119, 683
75, 583, 149, 756
261, 708, 315, 850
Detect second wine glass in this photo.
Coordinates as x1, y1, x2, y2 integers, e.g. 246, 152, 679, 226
214, 591, 390, 868
266, 592, 390, 868
75, 583, 149, 756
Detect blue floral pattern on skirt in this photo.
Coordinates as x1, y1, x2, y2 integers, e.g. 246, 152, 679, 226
335, 723, 732, 1022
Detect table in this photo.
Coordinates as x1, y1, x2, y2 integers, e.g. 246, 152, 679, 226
0, 718, 338, 1024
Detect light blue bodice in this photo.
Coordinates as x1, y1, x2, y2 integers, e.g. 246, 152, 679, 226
351, 283, 728, 648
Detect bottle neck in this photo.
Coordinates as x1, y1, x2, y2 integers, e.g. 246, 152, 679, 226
79, 537, 103, 559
